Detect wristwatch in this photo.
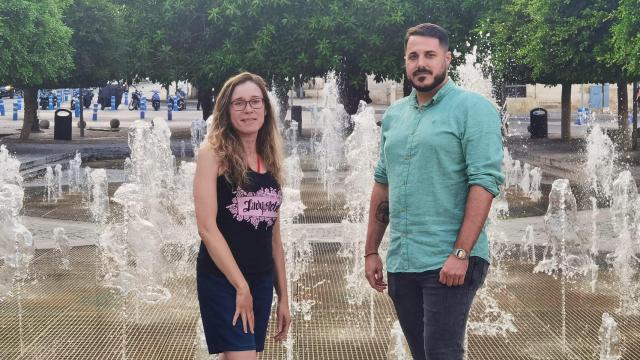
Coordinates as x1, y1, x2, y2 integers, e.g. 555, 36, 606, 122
452, 248, 469, 260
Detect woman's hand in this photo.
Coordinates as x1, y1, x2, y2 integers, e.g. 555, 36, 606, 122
233, 286, 254, 334
273, 299, 292, 342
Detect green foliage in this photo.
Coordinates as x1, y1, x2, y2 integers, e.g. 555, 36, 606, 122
612, 0, 640, 77
59, 0, 128, 87
0, 0, 73, 87
476, 0, 624, 85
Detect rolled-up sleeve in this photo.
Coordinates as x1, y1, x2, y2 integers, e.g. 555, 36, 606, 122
461, 98, 504, 196
374, 120, 388, 184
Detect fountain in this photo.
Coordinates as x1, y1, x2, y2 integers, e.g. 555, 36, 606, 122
387, 321, 410, 360
586, 124, 617, 199
53, 227, 71, 270
68, 151, 83, 193
340, 101, 381, 307
0, 145, 35, 299
534, 179, 591, 348
599, 312, 622, 360
609, 171, 640, 315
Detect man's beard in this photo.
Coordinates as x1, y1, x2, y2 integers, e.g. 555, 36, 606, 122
410, 68, 446, 93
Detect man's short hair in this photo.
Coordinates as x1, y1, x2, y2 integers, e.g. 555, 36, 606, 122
405, 23, 449, 51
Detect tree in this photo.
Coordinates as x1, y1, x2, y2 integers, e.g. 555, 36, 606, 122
611, 0, 640, 149
54, 0, 128, 136
0, 0, 73, 139
476, 0, 623, 141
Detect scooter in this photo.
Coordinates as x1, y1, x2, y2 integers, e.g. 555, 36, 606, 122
39, 91, 58, 110
128, 89, 142, 111
151, 90, 161, 111
168, 88, 186, 111
82, 90, 93, 109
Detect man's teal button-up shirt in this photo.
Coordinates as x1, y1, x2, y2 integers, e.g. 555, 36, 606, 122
374, 80, 504, 273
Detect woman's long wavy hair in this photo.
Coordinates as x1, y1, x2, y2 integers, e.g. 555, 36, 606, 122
207, 72, 284, 188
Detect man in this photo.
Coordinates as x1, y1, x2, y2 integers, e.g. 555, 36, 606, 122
364, 23, 504, 360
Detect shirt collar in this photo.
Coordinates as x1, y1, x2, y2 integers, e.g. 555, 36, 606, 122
410, 79, 456, 108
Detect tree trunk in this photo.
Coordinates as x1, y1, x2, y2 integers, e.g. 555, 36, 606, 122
198, 86, 214, 121
273, 80, 290, 125
20, 88, 39, 140
561, 83, 571, 140
79, 87, 85, 137
617, 81, 629, 150
337, 56, 368, 117
403, 77, 412, 97
633, 82, 638, 150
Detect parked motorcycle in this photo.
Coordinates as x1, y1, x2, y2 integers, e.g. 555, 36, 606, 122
71, 89, 94, 110
151, 90, 161, 111
168, 88, 186, 111
82, 90, 93, 109
128, 89, 142, 111
39, 90, 58, 110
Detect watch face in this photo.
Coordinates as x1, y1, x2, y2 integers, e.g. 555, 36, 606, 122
455, 249, 467, 259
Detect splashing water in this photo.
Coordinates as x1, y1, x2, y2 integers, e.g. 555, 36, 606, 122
609, 171, 640, 315
520, 225, 536, 264
467, 287, 517, 337
599, 313, 622, 360
53, 227, 71, 270
535, 179, 591, 349
387, 321, 410, 360
586, 125, 616, 199
191, 118, 206, 158
339, 102, 382, 306
54, 164, 63, 201
0, 145, 34, 299
88, 169, 110, 226
98, 119, 185, 304
68, 152, 83, 193
519, 163, 531, 196
528, 167, 542, 202
45, 166, 55, 203
535, 179, 590, 278
313, 106, 346, 203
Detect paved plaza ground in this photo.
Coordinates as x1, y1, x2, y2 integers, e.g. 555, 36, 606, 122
1, 98, 640, 359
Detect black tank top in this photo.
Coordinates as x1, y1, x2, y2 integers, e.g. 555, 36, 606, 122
198, 171, 282, 277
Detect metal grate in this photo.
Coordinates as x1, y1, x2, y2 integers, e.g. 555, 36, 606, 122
2, 243, 639, 359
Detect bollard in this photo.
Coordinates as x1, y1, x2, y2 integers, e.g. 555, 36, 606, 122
123, 92, 128, 106
0, 99, 5, 116
92, 103, 98, 121
576, 107, 583, 125
140, 96, 147, 119
12, 103, 18, 121
16, 96, 22, 111
56, 95, 61, 109
110, 95, 116, 110
74, 103, 81, 118
48, 95, 53, 110
167, 107, 172, 121
173, 97, 179, 112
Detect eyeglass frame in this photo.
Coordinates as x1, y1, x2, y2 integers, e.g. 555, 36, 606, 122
230, 97, 264, 111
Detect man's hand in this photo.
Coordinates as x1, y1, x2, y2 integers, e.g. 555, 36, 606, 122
439, 256, 469, 287
364, 254, 387, 292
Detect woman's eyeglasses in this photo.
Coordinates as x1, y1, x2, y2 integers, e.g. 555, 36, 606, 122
231, 98, 264, 111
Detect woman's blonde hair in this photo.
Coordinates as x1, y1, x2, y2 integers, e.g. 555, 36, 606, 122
207, 72, 284, 188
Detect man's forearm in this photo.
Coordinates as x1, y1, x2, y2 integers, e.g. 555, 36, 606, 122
365, 182, 390, 254
454, 185, 494, 253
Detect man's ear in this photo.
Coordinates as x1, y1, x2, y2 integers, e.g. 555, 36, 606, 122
446, 51, 452, 66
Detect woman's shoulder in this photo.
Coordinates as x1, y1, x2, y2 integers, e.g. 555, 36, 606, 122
196, 143, 226, 176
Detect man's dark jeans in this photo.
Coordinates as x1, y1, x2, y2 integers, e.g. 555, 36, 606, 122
387, 256, 489, 360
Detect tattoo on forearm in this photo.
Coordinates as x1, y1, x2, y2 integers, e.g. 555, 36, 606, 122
375, 201, 390, 224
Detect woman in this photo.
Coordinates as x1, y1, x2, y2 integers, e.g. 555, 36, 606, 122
193, 72, 291, 360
